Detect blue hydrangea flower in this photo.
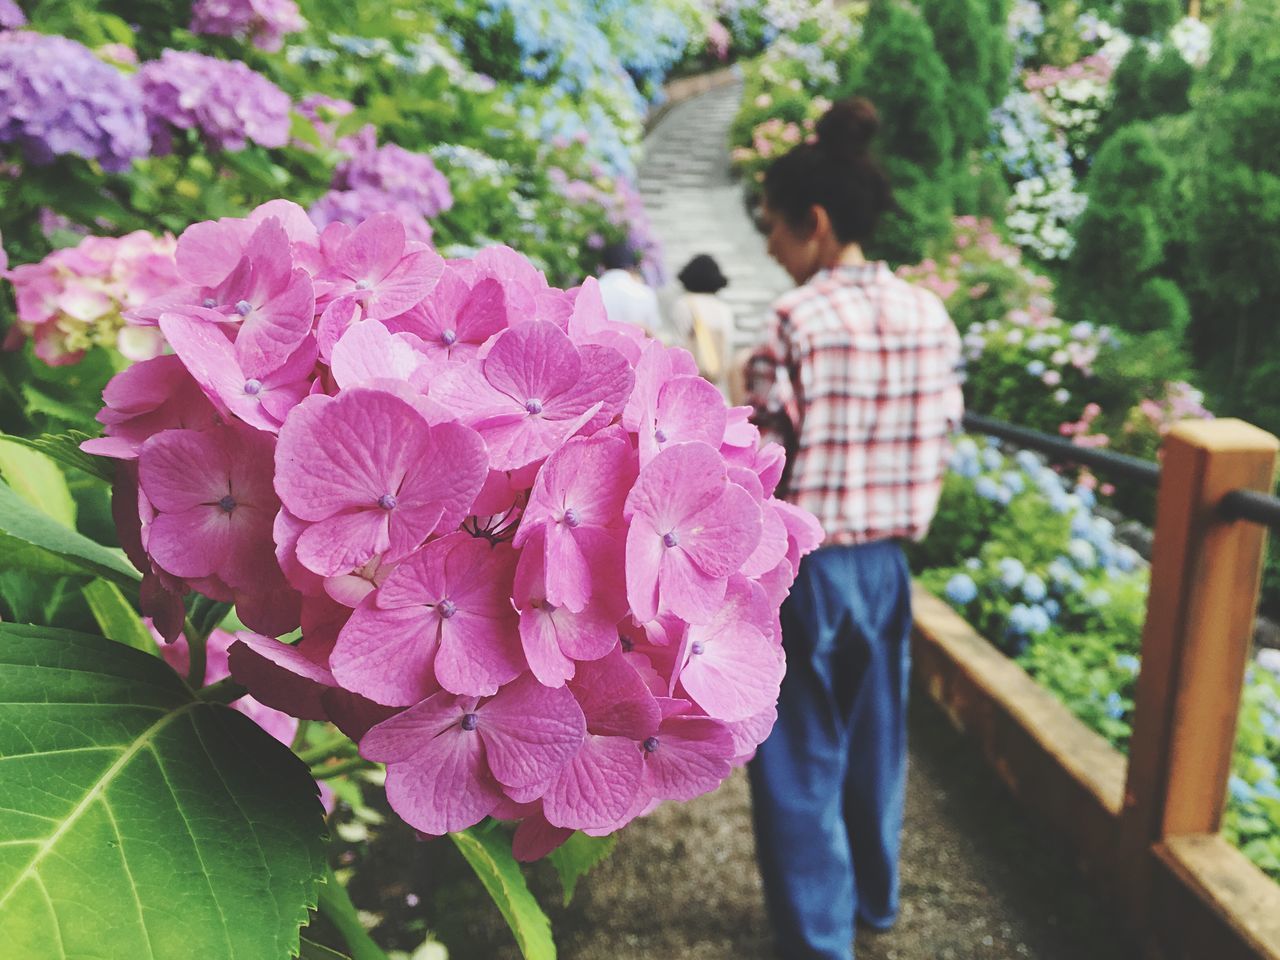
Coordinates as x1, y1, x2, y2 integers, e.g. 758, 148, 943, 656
1229, 774, 1255, 804
1015, 449, 1042, 474
945, 573, 979, 606
998, 557, 1026, 589
1104, 691, 1125, 720
1026, 359, 1046, 376
1087, 589, 1112, 608
1022, 573, 1047, 602
975, 476, 1003, 501
964, 557, 983, 571
1116, 654, 1140, 675
1001, 471, 1025, 495
981, 447, 1004, 471
1067, 539, 1097, 569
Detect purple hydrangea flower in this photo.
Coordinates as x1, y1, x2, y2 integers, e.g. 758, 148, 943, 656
0, 0, 25, 28
190, 0, 305, 52
335, 126, 453, 219
138, 50, 292, 154
0, 31, 148, 172
308, 126, 454, 244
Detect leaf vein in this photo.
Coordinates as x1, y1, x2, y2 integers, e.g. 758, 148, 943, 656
0, 701, 199, 910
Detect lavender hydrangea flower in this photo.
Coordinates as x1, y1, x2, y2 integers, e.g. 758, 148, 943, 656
0, 31, 148, 172
138, 50, 291, 154
335, 126, 453, 218
190, 0, 305, 53
0, 0, 25, 28
309, 126, 453, 243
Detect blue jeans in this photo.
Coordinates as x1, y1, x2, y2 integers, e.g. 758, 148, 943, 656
749, 540, 912, 960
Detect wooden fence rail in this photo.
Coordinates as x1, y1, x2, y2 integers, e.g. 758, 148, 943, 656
913, 418, 1280, 960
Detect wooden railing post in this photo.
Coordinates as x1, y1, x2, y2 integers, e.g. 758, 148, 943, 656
1120, 420, 1278, 925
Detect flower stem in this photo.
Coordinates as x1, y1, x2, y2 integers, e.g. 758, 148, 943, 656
297, 734, 359, 766
197, 677, 248, 704
312, 756, 372, 780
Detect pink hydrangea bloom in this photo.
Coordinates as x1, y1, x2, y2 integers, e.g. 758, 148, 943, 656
359, 674, 586, 836
87, 206, 821, 857
276, 388, 488, 576
332, 533, 523, 704
624, 441, 763, 624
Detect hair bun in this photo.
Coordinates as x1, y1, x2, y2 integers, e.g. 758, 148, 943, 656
815, 97, 879, 161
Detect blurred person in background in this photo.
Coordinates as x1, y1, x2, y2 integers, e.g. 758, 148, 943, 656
597, 239, 661, 336
745, 96, 963, 960
671, 252, 735, 394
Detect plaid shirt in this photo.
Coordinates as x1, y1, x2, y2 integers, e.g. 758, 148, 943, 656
746, 262, 963, 546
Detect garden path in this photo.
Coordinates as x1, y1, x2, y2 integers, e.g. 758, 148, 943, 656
542, 78, 1140, 960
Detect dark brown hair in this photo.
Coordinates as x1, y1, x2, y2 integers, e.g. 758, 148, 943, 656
761, 97, 894, 245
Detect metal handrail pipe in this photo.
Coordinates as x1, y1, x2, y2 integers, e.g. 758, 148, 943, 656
961, 411, 1162, 488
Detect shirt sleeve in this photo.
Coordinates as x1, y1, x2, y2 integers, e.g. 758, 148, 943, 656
746, 307, 802, 444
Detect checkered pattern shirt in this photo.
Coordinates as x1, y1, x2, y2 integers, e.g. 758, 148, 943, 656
746, 262, 963, 546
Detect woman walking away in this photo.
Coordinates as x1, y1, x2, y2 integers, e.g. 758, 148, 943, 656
744, 96, 963, 960
672, 253, 735, 394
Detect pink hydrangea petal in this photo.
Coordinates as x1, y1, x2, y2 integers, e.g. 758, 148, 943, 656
568, 648, 661, 738
275, 389, 429, 520
679, 623, 782, 722
680, 482, 762, 578
543, 735, 644, 830
296, 508, 392, 578
518, 432, 636, 542
273, 508, 326, 596
642, 716, 734, 802
236, 268, 316, 378
775, 499, 825, 566
641, 376, 727, 463
623, 340, 697, 431
738, 500, 789, 578
330, 600, 442, 706
330, 319, 423, 389
146, 507, 234, 580
435, 606, 525, 696
316, 296, 362, 362
519, 606, 576, 688
724, 703, 778, 762
544, 343, 634, 430
542, 523, 591, 613
624, 516, 665, 623
455, 277, 508, 341
248, 199, 319, 247
477, 674, 586, 790
321, 687, 397, 742
138, 429, 234, 512
363, 249, 445, 320
512, 812, 574, 862
394, 420, 489, 536
334, 213, 405, 287
481, 321, 580, 406
658, 545, 728, 624
472, 401, 601, 471
176, 218, 253, 286
623, 441, 728, 533
383, 726, 502, 836
227, 632, 336, 721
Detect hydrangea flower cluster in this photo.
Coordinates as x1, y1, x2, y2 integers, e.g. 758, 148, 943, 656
0, 0, 24, 28
1167, 17, 1211, 69
1023, 55, 1114, 163
0, 31, 149, 172
190, 0, 306, 53
138, 50, 292, 155
87, 202, 821, 855
938, 438, 1147, 659
310, 127, 454, 245
5, 230, 179, 365
1005, 166, 1088, 261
